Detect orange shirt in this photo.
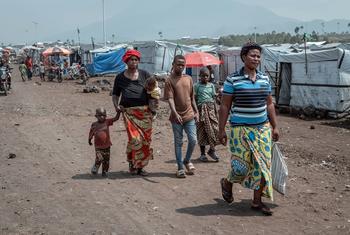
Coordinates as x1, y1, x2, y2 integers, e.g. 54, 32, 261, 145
89, 119, 114, 149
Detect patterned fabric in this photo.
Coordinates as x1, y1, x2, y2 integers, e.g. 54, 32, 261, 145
196, 102, 219, 148
223, 67, 271, 126
95, 148, 110, 173
123, 106, 153, 169
227, 122, 273, 199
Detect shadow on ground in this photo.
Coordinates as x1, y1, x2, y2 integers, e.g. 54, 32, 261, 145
72, 171, 177, 183
176, 198, 278, 217
321, 118, 350, 130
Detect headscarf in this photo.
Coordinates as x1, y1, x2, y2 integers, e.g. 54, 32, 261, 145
122, 49, 141, 63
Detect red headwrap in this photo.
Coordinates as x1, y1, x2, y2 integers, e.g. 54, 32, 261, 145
122, 49, 141, 63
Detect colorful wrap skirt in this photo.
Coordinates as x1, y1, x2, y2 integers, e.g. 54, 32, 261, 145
227, 122, 273, 199
196, 102, 220, 148
123, 106, 153, 169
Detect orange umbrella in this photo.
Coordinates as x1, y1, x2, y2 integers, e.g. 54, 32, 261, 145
42, 47, 71, 56
184, 51, 223, 67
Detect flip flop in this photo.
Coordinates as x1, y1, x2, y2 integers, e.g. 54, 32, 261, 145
251, 202, 273, 216
220, 178, 234, 203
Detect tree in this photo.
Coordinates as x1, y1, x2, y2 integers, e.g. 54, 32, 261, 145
311, 31, 319, 41
294, 26, 300, 35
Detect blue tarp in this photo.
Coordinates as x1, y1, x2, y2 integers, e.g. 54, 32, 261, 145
87, 48, 126, 75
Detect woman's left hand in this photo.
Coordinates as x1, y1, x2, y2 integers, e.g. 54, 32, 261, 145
194, 113, 199, 122
272, 127, 279, 142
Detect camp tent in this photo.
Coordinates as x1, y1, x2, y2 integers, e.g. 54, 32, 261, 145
277, 47, 350, 114
134, 41, 198, 75
217, 47, 243, 81
85, 45, 129, 76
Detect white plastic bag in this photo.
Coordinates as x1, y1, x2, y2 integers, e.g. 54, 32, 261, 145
271, 143, 288, 195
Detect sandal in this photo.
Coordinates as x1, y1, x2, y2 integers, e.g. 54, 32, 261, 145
207, 149, 219, 162
251, 202, 273, 216
129, 162, 137, 175
137, 168, 148, 176
199, 154, 209, 162
220, 178, 234, 203
176, 169, 186, 178
184, 162, 195, 175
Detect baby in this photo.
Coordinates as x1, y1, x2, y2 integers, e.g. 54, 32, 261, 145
145, 76, 161, 118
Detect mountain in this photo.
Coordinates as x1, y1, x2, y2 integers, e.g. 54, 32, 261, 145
48, 0, 350, 43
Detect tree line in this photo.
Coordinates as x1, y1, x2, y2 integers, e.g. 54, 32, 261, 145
172, 31, 350, 47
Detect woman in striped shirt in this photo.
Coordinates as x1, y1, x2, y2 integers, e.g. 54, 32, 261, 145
218, 42, 279, 215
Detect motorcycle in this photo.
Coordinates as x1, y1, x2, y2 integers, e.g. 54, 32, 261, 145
69, 64, 88, 84
68, 64, 81, 80
0, 66, 12, 96
47, 65, 63, 83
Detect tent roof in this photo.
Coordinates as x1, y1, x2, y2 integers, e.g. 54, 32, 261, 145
278, 48, 343, 63
90, 44, 129, 53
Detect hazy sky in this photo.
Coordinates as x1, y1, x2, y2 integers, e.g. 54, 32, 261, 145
0, 0, 349, 44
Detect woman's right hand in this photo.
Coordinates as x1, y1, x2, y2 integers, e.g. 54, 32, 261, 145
218, 130, 227, 146
115, 105, 125, 113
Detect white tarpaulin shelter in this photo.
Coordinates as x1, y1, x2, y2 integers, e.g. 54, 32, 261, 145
217, 47, 243, 81
133, 41, 198, 75
277, 48, 350, 114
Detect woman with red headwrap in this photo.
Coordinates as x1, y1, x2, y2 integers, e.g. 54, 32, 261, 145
112, 49, 153, 176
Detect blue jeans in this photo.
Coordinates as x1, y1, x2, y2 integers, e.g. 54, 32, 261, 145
171, 119, 197, 170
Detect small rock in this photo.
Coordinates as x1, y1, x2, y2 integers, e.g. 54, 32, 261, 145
14, 123, 20, 126
310, 125, 315, 129
153, 206, 159, 211
8, 153, 16, 159
57, 138, 61, 141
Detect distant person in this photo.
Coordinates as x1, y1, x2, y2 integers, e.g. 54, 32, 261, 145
218, 42, 279, 215
19, 62, 27, 81
39, 62, 45, 81
207, 65, 215, 83
88, 108, 120, 177
63, 59, 69, 78
112, 49, 153, 176
194, 67, 220, 162
145, 75, 161, 119
24, 56, 33, 80
164, 55, 199, 178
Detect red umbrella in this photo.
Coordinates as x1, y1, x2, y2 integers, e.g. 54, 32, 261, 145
184, 51, 223, 67
42, 47, 71, 56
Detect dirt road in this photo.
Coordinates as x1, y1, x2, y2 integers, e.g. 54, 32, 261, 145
0, 69, 349, 235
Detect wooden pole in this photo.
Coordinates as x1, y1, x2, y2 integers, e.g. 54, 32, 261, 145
303, 33, 308, 74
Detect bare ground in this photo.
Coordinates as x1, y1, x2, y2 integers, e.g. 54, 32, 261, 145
0, 68, 349, 235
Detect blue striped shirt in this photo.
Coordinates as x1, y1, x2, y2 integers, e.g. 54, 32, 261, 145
223, 68, 271, 126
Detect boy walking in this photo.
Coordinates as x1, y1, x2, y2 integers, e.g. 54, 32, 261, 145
164, 55, 199, 178
89, 108, 120, 177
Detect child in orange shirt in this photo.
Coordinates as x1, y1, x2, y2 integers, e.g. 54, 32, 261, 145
88, 108, 120, 177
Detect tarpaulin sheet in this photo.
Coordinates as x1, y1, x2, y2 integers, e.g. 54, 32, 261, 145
88, 48, 126, 75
